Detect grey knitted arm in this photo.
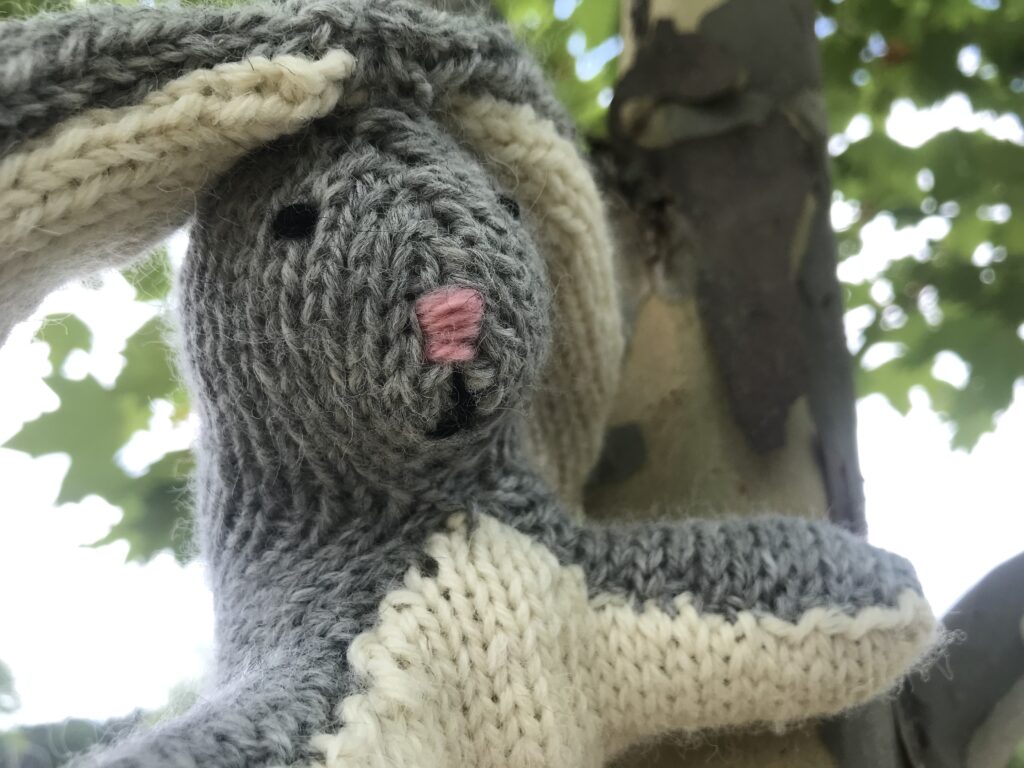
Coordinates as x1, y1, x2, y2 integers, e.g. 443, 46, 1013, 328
71, 659, 338, 768
475, 506, 937, 744
564, 516, 922, 617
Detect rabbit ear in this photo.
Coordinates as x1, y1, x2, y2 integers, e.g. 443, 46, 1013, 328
0, 49, 354, 342
0, 0, 569, 155
447, 96, 625, 507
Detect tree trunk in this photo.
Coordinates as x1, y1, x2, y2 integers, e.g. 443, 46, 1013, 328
584, 0, 867, 765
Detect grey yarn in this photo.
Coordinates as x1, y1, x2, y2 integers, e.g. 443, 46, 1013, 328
0, 2, 928, 766
0, 0, 572, 155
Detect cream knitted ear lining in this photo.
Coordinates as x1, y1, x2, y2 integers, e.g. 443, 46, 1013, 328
450, 96, 624, 507
0, 50, 356, 342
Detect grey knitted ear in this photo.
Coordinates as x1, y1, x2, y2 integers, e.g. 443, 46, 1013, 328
0, 0, 570, 156
0, 48, 356, 343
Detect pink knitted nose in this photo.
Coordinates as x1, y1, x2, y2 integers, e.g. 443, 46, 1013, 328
415, 286, 485, 363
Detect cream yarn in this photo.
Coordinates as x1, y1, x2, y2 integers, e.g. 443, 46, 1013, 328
310, 514, 936, 768
0, 50, 356, 342
450, 96, 624, 508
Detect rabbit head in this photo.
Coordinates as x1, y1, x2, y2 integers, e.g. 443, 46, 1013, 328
181, 106, 551, 492
0, 0, 623, 501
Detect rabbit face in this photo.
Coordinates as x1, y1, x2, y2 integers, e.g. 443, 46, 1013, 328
179, 106, 550, 488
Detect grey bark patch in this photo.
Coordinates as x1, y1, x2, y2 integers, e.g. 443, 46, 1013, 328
630, 0, 651, 38
615, 22, 746, 106
801, 207, 865, 533
609, 0, 855, 463
699, 0, 821, 100
673, 113, 811, 452
820, 701, 909, 768
585, 422, 648, 489
622, 94, 774, 149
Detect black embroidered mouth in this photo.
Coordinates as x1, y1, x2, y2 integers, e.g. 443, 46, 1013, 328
429, 370, 476, 439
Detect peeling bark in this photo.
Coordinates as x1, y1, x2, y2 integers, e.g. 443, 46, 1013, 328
592, 0, 863, 532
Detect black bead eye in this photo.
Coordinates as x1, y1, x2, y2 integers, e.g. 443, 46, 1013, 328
498, 195, 521, 220
272, 203, 319, 240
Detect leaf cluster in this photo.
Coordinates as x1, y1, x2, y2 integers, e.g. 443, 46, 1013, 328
3, 256, 193, 562
493, 0, 619, 135
819, 0, 1024, 447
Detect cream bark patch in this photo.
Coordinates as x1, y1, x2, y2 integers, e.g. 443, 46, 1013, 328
311, 514, 936, 768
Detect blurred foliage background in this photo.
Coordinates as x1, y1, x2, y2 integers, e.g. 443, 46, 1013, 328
821, 0, 1024, 449
0, 0, 1022, 760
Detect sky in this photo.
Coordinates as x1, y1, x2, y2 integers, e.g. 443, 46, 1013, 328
1, 96, 1023, 729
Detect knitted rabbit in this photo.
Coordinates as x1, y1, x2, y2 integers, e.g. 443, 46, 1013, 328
0, 2, 937, 767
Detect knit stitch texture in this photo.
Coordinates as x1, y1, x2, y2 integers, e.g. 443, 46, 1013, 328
0, 2, 938, 767
0, 50, 355, 342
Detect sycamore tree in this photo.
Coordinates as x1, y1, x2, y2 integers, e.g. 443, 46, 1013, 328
1, 0, 1022, 766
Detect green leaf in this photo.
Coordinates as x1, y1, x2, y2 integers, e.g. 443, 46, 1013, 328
90, 449, 194, 563
0, 0, 70, 19
495, 0, 619, 138
37, 314, 92, 370
818, 0, 1024, 118
5, 314, 192, 561
853, 253, 1024, 448
1009, 740, 1024, 768
572, 0, 619, 48
7, 373, 149, 504
858, 358, 920, 415
118, 317, 187, 409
